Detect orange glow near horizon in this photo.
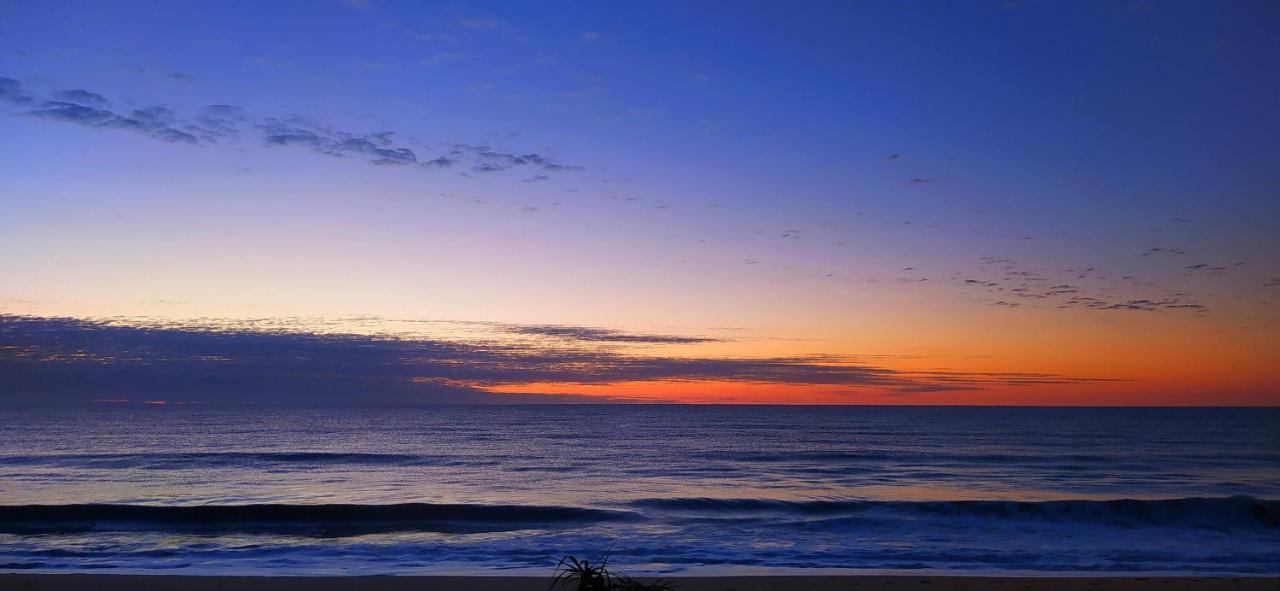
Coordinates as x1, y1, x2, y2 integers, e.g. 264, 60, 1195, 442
483, 378, 1279, 407
4, 304, 1278, 406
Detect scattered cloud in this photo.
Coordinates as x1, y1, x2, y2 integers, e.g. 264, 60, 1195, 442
28, 99, 199, 144
54, 89, 107, 106
950, 256, 1211, 315
0, 75, 582, 174
260, 118, 419, 165
423, 156, 456, 167
459, 144, 580, 173
1143, 247, 1189, 257
195, 104, 248, 141
0, 77, 32, 104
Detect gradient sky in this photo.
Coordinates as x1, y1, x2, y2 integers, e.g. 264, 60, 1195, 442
2, 0, 1278, 405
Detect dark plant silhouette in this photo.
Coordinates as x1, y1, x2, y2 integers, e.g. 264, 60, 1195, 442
549, 554, 611, 591
548, 554, 675, 591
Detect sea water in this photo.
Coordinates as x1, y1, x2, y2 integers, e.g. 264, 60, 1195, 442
0, 405, 1277, 575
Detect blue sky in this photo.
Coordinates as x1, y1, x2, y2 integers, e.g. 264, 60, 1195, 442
1, 1, 1278, 404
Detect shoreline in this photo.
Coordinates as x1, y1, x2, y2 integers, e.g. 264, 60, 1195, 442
4, 574, 1279, 591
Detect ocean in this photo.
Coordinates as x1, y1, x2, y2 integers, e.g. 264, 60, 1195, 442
0, 405, 1277, 575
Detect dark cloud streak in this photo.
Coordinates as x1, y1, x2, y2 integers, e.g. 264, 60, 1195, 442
259, 119, 419, 166
0, 315, 1111, 406
506, 324, 719, 344
27, 100, 199, 144
0, 76, 581, 174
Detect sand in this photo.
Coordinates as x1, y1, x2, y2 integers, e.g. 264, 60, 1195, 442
3, 575, 1278, 591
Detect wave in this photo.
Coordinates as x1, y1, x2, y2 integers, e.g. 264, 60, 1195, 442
4, 496, 1274, 540
0, 503, 637, 536
0, 452, 449, 469
691, 450, 1280, 467
629, 496, 1280, 529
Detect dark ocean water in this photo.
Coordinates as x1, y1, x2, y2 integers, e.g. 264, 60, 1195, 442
0, 406, 1277, 575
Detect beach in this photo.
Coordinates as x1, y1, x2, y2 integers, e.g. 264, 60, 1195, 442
4, 575, 1280, 591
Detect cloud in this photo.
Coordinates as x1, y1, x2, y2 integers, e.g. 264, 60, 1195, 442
28, 101, 113, 125
260, 118, 419, 165
460, 145, 580, 172
506, 324, 720, 344
580, 31, 602, 42
0, 77, 32, 105
1092, 299, 1205, 312
1, 76, 582, 174
193, 104, 248, 141
0, 315, 1110, 406
54, 89, 108, 106
954, 257, 1211, 315
28, 99, 200, 144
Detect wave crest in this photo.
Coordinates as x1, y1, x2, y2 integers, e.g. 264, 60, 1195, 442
0, 503, 636, 536
628, 496, 1280, 528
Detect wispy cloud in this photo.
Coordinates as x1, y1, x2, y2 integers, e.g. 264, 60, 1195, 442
458, 144, 580, 173
53, 89, 108, 106
28, 100, 199, 144
0, 76, 582, 174
947, 256, 1212, 315
259, 118, 418, 166
506, 324, 719, 344
0, 77, 32, 104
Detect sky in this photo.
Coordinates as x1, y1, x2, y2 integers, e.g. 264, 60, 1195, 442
1, 0, 1278, 406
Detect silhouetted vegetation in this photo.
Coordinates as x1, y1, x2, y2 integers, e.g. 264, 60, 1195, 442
548, 554, 676, 591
